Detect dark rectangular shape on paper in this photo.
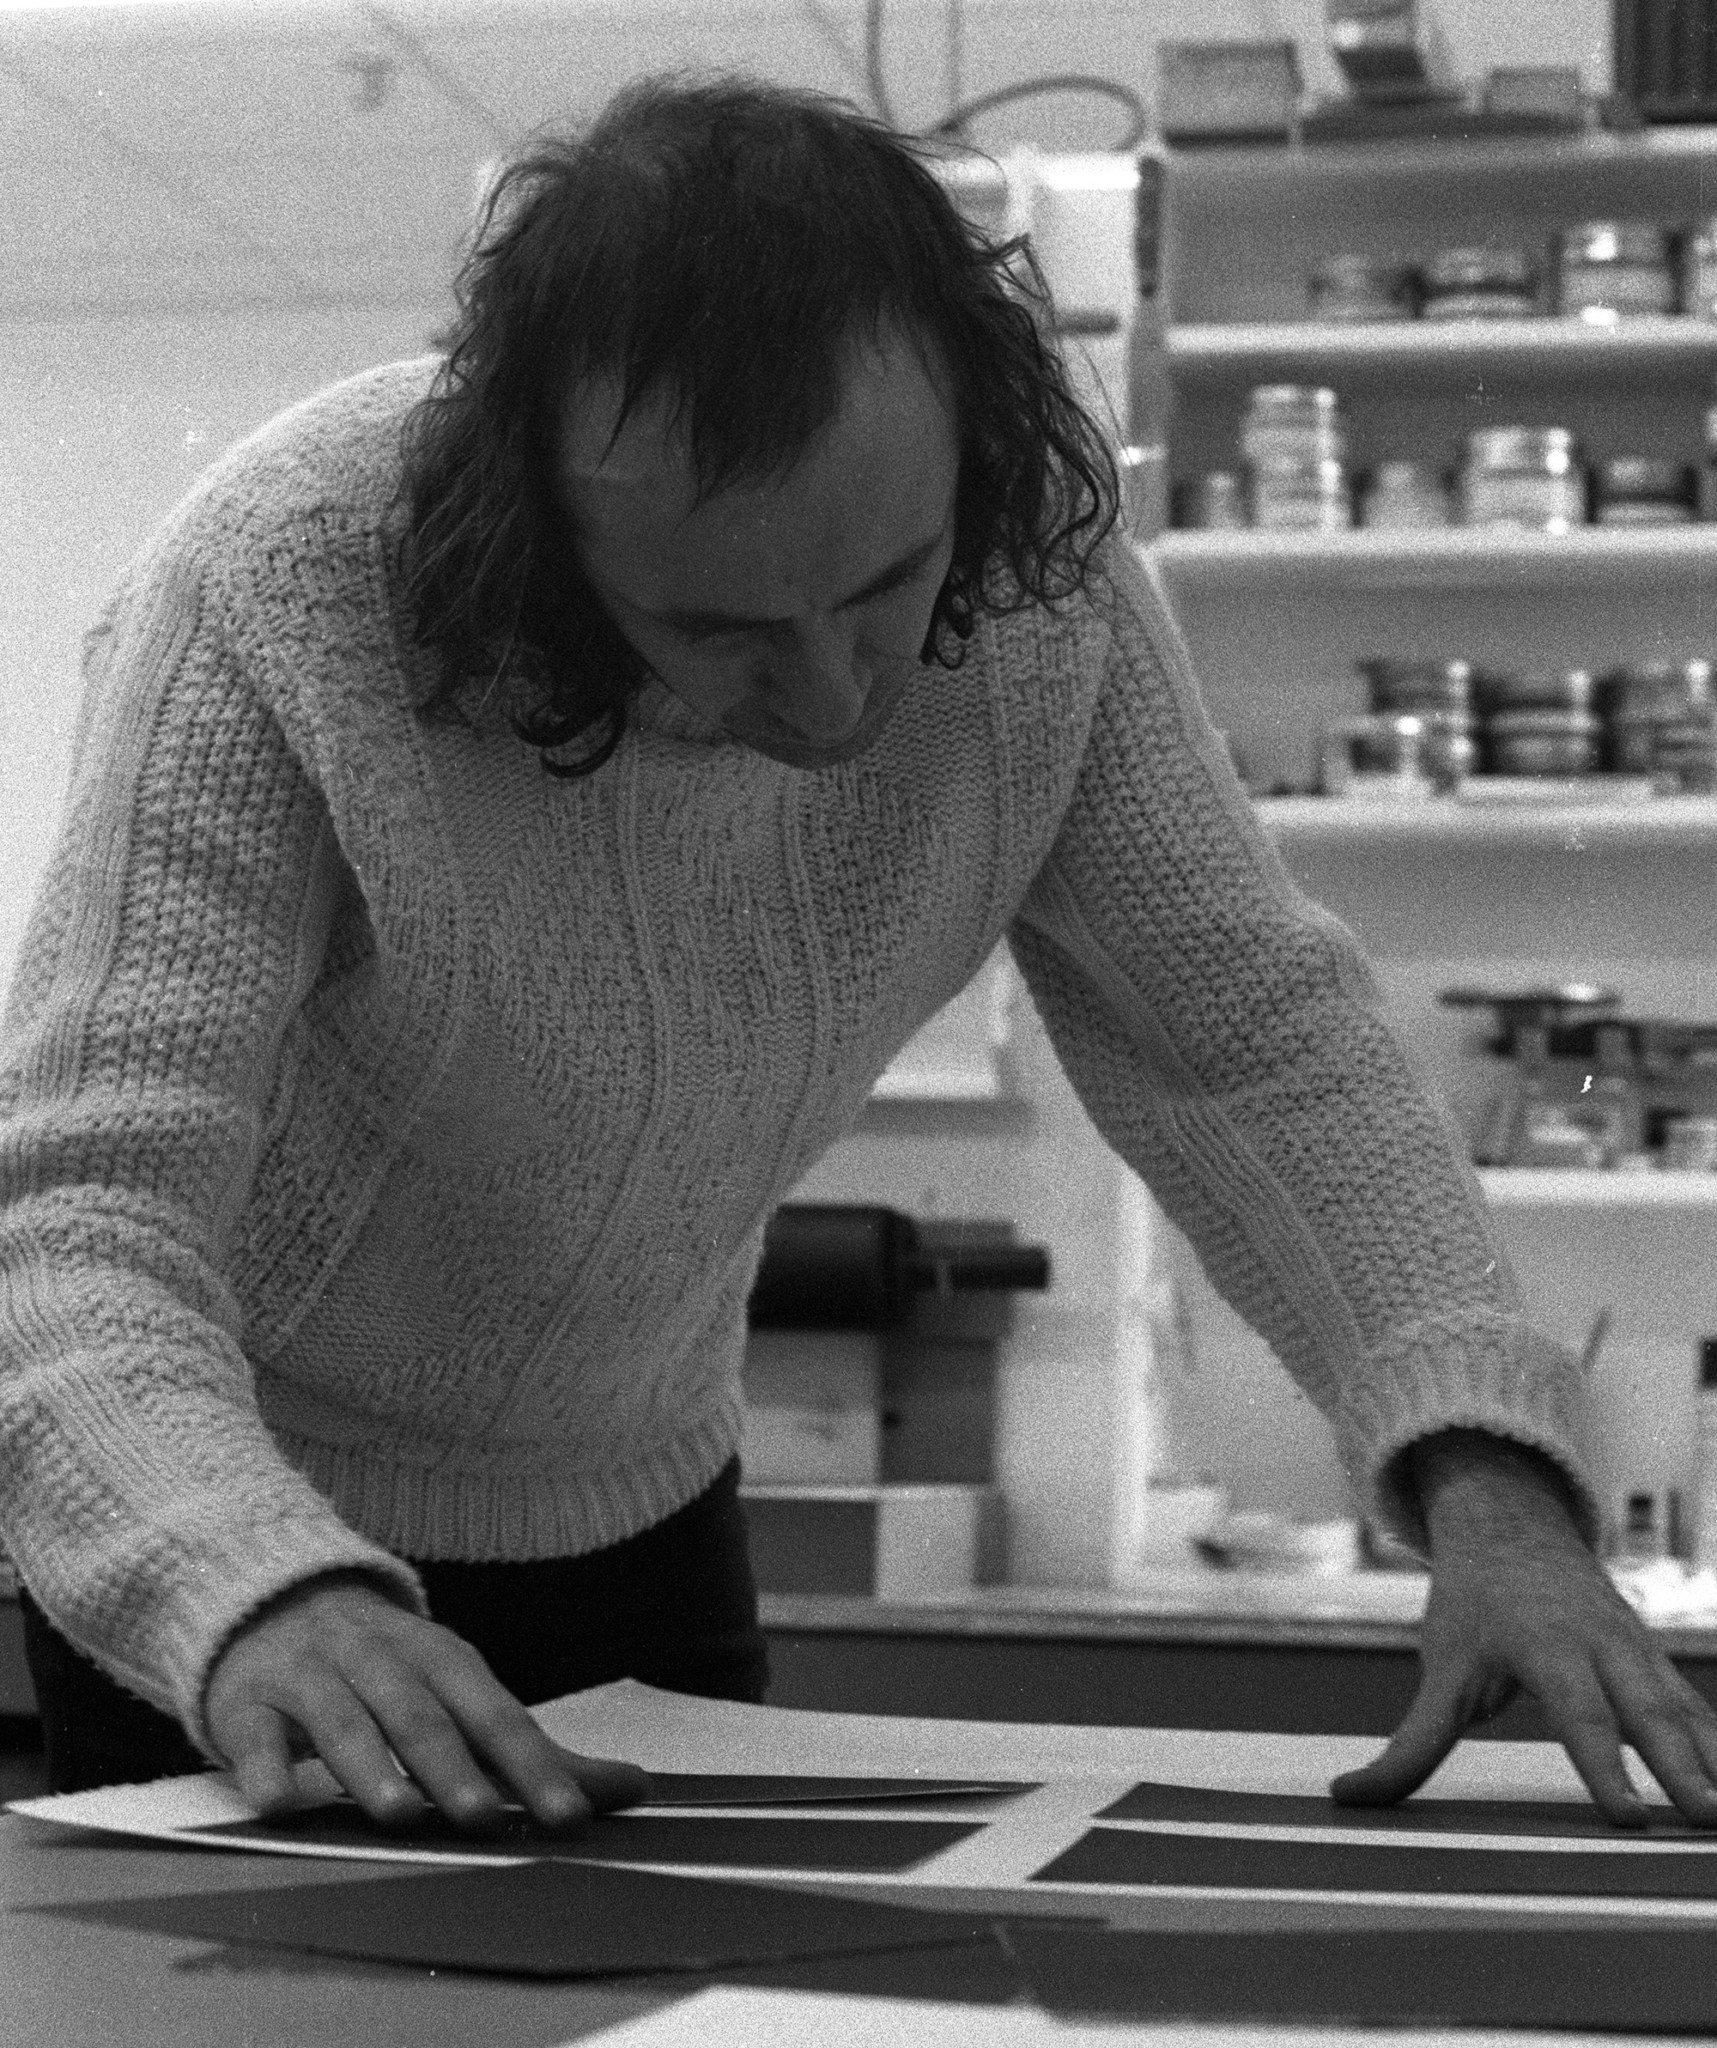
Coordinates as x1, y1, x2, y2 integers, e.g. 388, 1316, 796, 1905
1096, 1780, 1681, 1836
193, 1808, 980, 1874
1033, 1825, 1717, 1897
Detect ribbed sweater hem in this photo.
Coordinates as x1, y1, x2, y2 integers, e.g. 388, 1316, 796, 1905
282, 1394, 748, 1564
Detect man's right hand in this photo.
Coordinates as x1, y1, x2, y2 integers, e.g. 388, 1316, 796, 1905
203, 1574, 651, 1831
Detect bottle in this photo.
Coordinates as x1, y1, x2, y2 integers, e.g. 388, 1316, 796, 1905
1694, 1338, 1717, 1574
1621, 1490, 1660, 1562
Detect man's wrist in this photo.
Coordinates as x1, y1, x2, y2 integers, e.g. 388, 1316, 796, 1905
1403, 1428, 1589, 1559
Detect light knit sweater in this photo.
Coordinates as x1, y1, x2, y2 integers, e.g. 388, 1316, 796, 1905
0, 360, 1591, 1747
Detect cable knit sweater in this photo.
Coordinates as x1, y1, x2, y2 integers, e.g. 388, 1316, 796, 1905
0, 358, 1592, 1748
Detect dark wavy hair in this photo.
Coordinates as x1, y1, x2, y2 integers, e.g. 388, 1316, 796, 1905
395, 72, 1121, 778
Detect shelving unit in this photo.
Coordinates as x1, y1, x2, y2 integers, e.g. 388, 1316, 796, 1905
1151, 127, 1717, 1540
1480, 1169, 1717, 1208
1154, 524, 1717, 592
1257, 792, 1717, 850
1169, 315, 1717, 385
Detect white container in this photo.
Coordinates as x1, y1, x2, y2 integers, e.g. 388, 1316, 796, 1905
740, 1331, 882, 1484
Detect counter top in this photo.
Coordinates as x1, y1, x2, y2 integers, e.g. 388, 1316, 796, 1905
760, 1570, 1717, 1659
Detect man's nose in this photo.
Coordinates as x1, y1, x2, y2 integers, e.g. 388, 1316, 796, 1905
764, 619, 870, 742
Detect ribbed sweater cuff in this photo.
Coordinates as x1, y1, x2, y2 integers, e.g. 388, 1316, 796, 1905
148, 1515, 429, 1757
1333, 1318, 1599, 1559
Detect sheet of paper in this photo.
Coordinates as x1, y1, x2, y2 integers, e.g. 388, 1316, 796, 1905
17, 1681, 1714, 1919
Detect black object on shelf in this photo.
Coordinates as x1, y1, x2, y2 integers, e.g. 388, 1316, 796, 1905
748, 1205, 1051, 1332
1614, 0, 1717, 123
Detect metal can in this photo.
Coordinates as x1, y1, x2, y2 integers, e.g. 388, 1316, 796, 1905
1557, 221, 1679, 321
1460, 426, 1585, 532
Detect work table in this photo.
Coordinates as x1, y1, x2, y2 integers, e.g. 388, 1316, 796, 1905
759, 1572, 1717, 1738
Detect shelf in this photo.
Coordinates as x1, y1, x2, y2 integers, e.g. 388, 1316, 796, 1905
1168, 316, 1717, 385
1258, 793, 1717, 851
1480, 1168, 1717, 1209
1164, 122, 1717, 190
1149, 526, 1717, 594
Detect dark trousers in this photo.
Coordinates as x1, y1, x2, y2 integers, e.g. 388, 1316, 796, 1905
21, 1458, 768, 1793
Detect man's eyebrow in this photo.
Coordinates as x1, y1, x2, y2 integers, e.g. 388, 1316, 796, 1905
649, 525, 949, 632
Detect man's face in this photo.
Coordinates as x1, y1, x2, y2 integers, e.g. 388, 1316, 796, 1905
559, 329, 960, 769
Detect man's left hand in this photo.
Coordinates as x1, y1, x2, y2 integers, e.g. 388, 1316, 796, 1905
1331, 1429, 1717, 1827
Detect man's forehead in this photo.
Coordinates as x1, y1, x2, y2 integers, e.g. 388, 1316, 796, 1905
560, 377, 690, 491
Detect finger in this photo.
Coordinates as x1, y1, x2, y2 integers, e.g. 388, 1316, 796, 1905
1330, 1670, 1468, 1808
1596, 1656, 1717, 1828
210, 1699, 299, 1817
289, 1677, 434, 1829
1540, 1679, 1652, 1828
557, 1752, 653, 1813
401, 1639, 594, 1830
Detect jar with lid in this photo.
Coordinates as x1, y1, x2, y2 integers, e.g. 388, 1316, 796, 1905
1602, 658, 1715, 773
1689, 217, 1717, 323
1421, 245, 1539, 320
1459, 426, 1585, 532
1360, 656, 1474, 715
1477, 665, 1597, 715
1307, 254, 1418, 323
1240, 385, 1347, 468
1557, 222, 1679, 321
1484, 708, 1602, 777
1700, 392, 1717, 521
1593, 457, 1696, 527
1251, 460, 1351, 532
1360, 460, 1451, 529
1176, 471, 1249, 530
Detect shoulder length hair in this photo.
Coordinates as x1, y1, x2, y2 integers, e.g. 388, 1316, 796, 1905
395, 72, 1120, 778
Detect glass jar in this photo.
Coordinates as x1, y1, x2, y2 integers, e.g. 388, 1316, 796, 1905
1177, 470, 1249, 530
1689, 217, 1717, 324
1421, 245, 1539, 320
1593, 457, 1697, 527
1360, 656, 1474, 714
1307, 254, 1418, 323
1484, 708, 1601, 776
1250, 459, 1351, 531
1557, 221, 1679, 321
1460, 426, 1585, 532
1360, 459, 1451, 529
1240, 385, 1347, 468
1478, 665, 1597, 715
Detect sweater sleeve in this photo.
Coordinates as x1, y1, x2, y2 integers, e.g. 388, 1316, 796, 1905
0, 533, 427, 1750
1008, 538, 1596, 1549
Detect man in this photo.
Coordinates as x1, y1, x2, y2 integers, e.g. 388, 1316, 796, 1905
3, 75, 1713, 1832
